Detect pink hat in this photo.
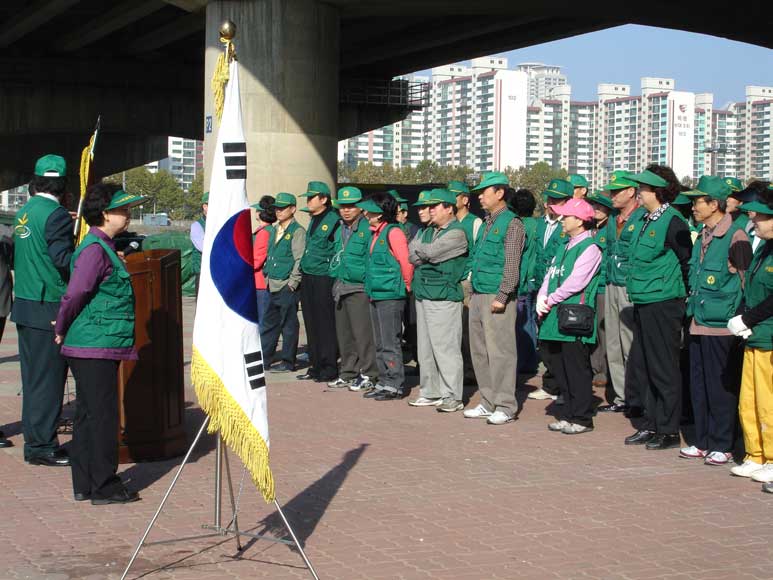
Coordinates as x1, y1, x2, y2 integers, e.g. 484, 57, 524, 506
549, 198, 595, 221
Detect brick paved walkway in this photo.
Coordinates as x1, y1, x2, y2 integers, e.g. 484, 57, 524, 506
0, 297, 770, 579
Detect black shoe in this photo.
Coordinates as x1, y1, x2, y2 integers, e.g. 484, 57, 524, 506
645, 433, 681, 450
74, 492, 91, 502
27, 449, 70, 466
91, 489, 140, 505
624, 430, 655, 446
0, 430, 12, 448
314, 376, 337, 383
597, 403, 628, 413
269, 362, 295, 373
295, 371, 317, 380
624, 406, 643, 418
363, 388, 383, 399
374, 390, 401, 401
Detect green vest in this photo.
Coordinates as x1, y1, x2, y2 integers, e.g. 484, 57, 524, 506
605, 206, 647, 287
687, 219, 747, 327
518, 216, 539, 296
329, 216, 370, 284
191, 216, 205, 275
471, 209, 517, 294
533, 218, 569, 294
365, 224, 407, 301
538, 236, 601, 344
64, 234, 135, 349
13, 196, 69, 302
744, 242, 773, 350
626, 206, 688, 304
300, 210, 338, 276
592, 224, 608, 295
264, 220, 301, 281
413, 222, 467, 302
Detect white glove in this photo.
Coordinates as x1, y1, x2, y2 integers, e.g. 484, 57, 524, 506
536, 296, 550, 317
727, 315, 752, 338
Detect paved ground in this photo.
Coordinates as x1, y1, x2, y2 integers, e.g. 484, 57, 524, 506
0, 297, 770, 580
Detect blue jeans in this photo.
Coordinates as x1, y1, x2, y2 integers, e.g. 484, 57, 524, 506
259, 286, 300, 367
256, 289, 270, 327
516, 292, 538, 374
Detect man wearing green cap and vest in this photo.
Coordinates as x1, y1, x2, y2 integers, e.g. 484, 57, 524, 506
449, 179, 481, 382
327, 186, 378, 391
12, 155, 74, 466
568, 174, 589, 199
463, 172, 525, 425
681, 176, 752, 465
408, 189, 469, 412
262, 193, 306, 372
528, 178, 572, 401
190, 192, 208, 295
597, 170, 646, 413
390, 190, 419, 241
624, 166, 693, 450
297, 181, 340, 382
726, 185, 773, 484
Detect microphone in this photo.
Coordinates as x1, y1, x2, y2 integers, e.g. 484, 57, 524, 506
123, 241, 141, 256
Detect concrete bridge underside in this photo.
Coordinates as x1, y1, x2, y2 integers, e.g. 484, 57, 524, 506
1, 0, 770, 196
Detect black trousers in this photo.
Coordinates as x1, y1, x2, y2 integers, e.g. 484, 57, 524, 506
688, 334, 742, 453
538, 339, 560, 395
626, 299, 685, 434
334, 292, 378, 381
260, 286, 300, 367
300, 274, 338, 380
545, 339, 595, 427
67, 358, 125, 499
18, 324, 68, 460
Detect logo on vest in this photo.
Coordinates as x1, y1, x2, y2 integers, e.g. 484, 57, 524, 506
379, 239, 385, 245
358, 232, 364, 238
599, 236, 606, 243
766, 266, 773, 273
649, 230, 656, 237
628, 224, 635, 232
322, 224, 329, 231
706, 275, 716, 285
15, 213, 31, 239
284, 233, 291, 240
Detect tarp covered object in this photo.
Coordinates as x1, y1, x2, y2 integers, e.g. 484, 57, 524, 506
142, 232, 197, 296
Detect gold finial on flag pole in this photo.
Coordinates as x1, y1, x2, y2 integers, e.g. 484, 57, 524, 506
211, 19, 237, 123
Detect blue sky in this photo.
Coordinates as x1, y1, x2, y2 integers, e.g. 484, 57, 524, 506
448, 25, 773, 108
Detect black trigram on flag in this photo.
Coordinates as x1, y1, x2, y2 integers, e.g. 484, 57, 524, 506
244, 351, 265, 390
223, 142, 246, 180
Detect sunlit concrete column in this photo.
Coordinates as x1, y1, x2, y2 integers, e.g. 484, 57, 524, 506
204, 0, 339, 208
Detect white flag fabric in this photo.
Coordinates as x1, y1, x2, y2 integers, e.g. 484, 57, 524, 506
191, 59, 274, 501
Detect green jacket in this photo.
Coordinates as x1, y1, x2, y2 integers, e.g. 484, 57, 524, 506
329, 216, 370, 284
413, 222, 467, 302
470, 209, 517, 295
533, 217, 568, 294
687, 219, 747, 327
592, 224, 608, 295
626, 207, 688, 304
518, 216, 539, 296
605, 206, 647, 287
538, 236, 601, 344
13, 196, 69, 302
365, 224, 407, 301
458, 212, 479, 279
744, 242, 773, 350
264, 220, 301, 281
64, 234, 135, 349
300, 209, 338, 276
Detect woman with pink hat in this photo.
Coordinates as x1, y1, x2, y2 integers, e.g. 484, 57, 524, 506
536, 198, 603, 434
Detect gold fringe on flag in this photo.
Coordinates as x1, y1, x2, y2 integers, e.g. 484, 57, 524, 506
211, 36, 236, 124
191, 346, 275, 502
76, 134, 96, 246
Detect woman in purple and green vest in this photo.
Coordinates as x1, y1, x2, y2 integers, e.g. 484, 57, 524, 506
55, 183, 146, 505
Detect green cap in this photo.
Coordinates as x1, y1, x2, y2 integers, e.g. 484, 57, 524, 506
105, 190, 147, 210
426, 188, 457, 205
412, 190, 435, 206
272, 192, 297, 208
387, 189, 407, 203
301, 181, 331, 198
723, 177, 743, 193
447, 180, 470, 195
335, 186, 363, 205
672, 193, 692, 205
629, 170, 668, 188
568, 174, 589, 189
356, 198, 382, 213
34, 154, 66, 177
586, 190, 614, 210
399, 202, 408, 211
602, 170, 638, 191
541, 179, 573, 200
741, 200, 773, 215
471, 171, 509, 192
201, 191, 209, 204
684, 175, 732, 201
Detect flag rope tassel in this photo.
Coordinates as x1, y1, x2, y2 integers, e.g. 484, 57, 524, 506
211, 38, 235, 124
76, 133, 96, 244
191, 346, 275, 502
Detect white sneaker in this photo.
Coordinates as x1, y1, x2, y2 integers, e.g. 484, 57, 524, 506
528, 388, 557, 401
348, 375, 373, 392
486, 410, 514, 425
679, 445, 708, 459
751, 464, 773, 483
561, 423, 594, 435
327, 378, 351, 388
463, 404, 492, 419
548, 420, 569, 432
704, 451, 732, 466
407, 396, 443, 407
730, 460, 765, 478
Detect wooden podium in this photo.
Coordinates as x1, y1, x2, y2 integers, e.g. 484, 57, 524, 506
118, 249, 187, 463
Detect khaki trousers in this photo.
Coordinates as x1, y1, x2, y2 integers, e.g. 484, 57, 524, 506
604, 284, 635, 405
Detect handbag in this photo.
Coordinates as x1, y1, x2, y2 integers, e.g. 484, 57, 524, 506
556, 292, 595, 337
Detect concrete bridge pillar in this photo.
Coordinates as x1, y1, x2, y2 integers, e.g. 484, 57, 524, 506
204, 0, 340, 204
